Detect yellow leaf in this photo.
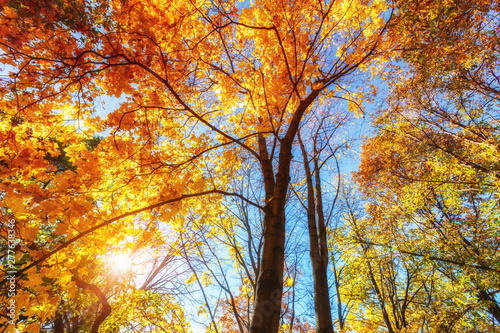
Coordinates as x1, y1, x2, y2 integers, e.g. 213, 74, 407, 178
3, 7, 16, 19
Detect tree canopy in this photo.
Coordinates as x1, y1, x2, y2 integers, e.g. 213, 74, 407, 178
1, 0, 499, 332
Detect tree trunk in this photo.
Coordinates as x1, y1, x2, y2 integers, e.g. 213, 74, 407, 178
249, 91, 319, 333
249, 135, 287, 333
53, 312, 64, 333
298, 132, 334, 333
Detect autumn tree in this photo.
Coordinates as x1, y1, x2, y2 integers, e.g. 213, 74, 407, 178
295, 108, 352, 333
355, 0, 500, 330
0, 0, 395, 331
176, 159, 314, 332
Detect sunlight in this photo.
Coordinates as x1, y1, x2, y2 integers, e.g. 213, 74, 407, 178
111, 253, 132, 274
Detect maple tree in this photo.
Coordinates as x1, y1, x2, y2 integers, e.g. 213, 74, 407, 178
354, 0, 500, 331
1, 0, 393, 331
5, 0, 499, 331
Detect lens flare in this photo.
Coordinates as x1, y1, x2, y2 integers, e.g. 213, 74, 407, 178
111, 253, 131, 273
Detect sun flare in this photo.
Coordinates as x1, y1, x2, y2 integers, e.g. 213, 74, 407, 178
111, 253, 132, 273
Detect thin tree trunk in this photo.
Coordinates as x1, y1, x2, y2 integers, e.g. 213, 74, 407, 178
313, 142, 335, 333
298, 131, 334, 333
332, 260, 344, 330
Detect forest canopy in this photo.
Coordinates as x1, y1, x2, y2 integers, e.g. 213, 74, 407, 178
0, 0, 499, 332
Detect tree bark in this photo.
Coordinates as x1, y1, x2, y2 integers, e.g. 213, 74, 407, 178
249, 91, 319, 333
298, 132, 334, 333
73, 277, 111, 333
